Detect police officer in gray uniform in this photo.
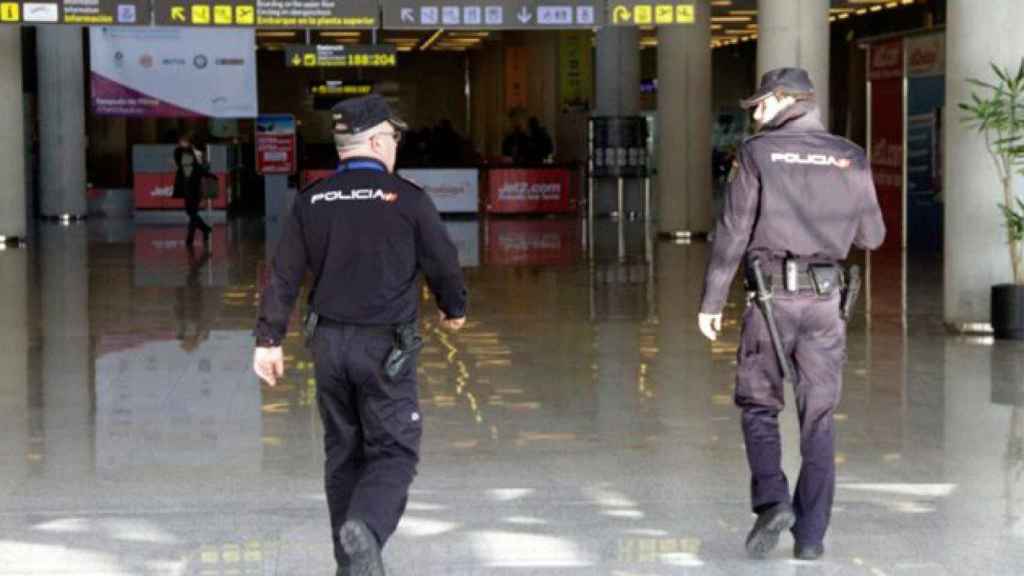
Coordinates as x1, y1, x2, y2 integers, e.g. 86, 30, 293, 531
698, 68, 885, 560
253, 95, 467, 576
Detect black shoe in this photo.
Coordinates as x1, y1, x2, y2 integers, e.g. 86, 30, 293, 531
794, 542, 824, 561
745, 503, 796, 558
339, 520, 385, 576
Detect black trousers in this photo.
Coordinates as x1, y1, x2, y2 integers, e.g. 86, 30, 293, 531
735, 292, 846, 546
185, 209, 211, 246
311, 323, 422, 566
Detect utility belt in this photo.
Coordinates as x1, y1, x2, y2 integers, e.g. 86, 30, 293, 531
305, 312, 423, 378
745, 257, 843, 297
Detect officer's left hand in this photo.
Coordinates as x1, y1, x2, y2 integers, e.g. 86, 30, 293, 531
253, 346, 284, 386
698, 313, 723, 341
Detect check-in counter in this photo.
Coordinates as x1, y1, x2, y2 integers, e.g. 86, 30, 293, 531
484, 166, 577, 214
132, 144, 235, 211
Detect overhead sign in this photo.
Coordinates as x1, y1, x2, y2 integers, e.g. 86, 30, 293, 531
90, 27, 258, 118
154, 0, 378, 28
383, 0, 604, 30
256, 114, 297, 175
311, 82, 374, 97
0, 0, 149, 25
609, 2, 694, 25
285, 44, 397, 68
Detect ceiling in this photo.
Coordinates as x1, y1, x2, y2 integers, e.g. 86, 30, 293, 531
255, 0, 927, 53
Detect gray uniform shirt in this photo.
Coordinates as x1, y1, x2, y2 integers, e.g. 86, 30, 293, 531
700, 101, 886, 314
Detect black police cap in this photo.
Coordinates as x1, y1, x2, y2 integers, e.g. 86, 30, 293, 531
741, 67, 815, 109
332, 94, 407, 135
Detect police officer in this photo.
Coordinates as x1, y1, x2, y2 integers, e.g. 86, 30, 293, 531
697, 68, 885, 561
253, 94, 468, 576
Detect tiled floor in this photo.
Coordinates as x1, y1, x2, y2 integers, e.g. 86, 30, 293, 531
0, 217, 1021, 575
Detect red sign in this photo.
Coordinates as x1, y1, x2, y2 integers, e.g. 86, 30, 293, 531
868, 38, 903, 81
868, 39, 905, 319
485, 168, 576, 214
256, 115, 297, 175
134, 172, 228, 210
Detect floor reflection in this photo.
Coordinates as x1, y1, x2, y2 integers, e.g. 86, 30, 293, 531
0, 217, 1021, 574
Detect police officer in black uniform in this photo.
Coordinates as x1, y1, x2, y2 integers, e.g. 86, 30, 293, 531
253, 94, 467, 576
697, 68, 885, 561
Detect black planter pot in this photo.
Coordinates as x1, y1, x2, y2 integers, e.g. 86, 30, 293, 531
992, 284, 1024, 340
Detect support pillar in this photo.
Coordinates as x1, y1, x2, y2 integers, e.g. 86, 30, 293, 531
37, 27, 87, 219
0, 29, 26, 240
944, 0, 1024, 327
594, 27, 641, 219
657, 0, 713, 236
757, 0, 830, 125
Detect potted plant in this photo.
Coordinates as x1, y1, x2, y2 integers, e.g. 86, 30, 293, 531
960, 60, 1024, 339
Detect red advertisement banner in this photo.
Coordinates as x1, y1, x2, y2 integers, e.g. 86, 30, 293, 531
485, 168, 576, 214
134, 172, 229, 210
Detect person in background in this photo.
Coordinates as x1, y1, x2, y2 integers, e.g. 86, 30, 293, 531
174, 133, 217, 249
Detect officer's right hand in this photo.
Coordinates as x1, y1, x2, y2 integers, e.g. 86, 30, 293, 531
253, 346, 285, 386
439, 311, 466, 332
698, 313, 723, 341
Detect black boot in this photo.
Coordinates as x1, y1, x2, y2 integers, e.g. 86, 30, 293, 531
745, 502, 796, 558
339, 520, 385, 576
794, 541, 825, 561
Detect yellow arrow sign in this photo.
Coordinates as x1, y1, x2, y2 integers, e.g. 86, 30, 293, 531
170, 6, 185, 22
291, 54, 302, 66
611, 5, 631, 23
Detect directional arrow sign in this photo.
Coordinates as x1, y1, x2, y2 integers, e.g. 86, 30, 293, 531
610, 2, 696, 26
170, 5, 185, 22
611, 5, 631, 24
383, 1, 604, 29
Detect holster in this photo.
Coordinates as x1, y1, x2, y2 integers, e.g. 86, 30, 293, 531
384, 323, 423, 379
303, 311, 319, 348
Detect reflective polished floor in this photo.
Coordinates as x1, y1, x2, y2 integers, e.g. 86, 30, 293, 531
1, 217, 1022, 575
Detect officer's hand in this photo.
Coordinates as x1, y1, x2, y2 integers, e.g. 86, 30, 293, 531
439, 311, 466, 332
253, 346, 285, 386
698, 313, 723, 342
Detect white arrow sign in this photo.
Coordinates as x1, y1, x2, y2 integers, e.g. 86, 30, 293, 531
517, 6, 532, 23
400, 7, 414, 23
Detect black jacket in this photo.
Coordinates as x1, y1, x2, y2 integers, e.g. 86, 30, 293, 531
255, 158, 467, 345
174, 145, 215, 213
700, 102, 886, 314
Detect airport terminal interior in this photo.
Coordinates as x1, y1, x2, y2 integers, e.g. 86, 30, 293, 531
4, 0, 1024, 574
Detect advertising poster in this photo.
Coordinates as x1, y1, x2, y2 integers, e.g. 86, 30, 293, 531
256, 115, 297, 175
90, 27, 258, 118
868, 38, 904, 253
505, 46, 529, 111
399, 168, 480, 214
868, 38, 905, 319
486, 168, 576, 214
560, 30, 593, 111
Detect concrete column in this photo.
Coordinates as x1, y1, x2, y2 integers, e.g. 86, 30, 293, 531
594, 27, 641, 217
757, 0, 830, 125
657, 0, 713, 235
0, 29, 26, 240
37, 27, 87, 218
596, 27, 640, 116
945, 0, 1024, 327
